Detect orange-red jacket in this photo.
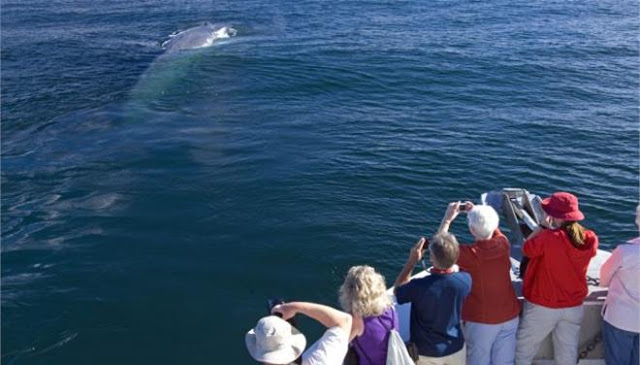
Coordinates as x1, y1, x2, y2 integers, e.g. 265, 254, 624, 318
523, 228, 598, 308
457, 229, 521, 324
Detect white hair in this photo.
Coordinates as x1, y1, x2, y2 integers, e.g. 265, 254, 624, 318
467, 205, 499, 240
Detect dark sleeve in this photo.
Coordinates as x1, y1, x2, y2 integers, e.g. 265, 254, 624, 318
394, 280, 418, 305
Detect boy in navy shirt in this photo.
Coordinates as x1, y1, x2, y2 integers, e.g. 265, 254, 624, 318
394, 233, 472, 365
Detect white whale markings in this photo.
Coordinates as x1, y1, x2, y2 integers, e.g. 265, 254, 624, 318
161, 22, 237, 53
128, 22, 238, 107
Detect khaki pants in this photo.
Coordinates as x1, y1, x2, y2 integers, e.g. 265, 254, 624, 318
417, 346, 466, 365
515, 300, 584, 365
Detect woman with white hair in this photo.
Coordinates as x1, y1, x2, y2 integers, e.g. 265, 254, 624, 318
438, 201, 520, 365
339, 265, 398, 365
599, 204, 640, 365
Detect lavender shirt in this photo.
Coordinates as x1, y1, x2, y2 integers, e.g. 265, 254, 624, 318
352, 307, 399, 365
600, 237, 640, 333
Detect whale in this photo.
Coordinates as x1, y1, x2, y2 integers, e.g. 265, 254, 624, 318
161, 22, 237, 53
127, 22, 238, 108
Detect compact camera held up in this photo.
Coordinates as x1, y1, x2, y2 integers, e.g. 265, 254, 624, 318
267, 298, 298, 328
457, 201, 471, 212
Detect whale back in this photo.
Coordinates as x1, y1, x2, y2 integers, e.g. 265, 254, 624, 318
162, 23, 236, 53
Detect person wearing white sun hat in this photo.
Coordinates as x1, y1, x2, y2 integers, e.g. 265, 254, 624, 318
246, 316, 307, 364
246, 301, 352, 365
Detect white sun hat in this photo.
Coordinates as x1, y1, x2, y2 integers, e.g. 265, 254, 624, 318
245, 316, 307, 364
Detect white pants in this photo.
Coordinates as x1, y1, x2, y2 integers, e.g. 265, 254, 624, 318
515, 300, 584, 365
417, 346, 466, 365
464, 316, 519, 365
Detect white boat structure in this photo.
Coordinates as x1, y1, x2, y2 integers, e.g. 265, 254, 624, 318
389, 188, 608, 364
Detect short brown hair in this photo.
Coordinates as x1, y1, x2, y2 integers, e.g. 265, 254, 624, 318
430, 233, 459, 269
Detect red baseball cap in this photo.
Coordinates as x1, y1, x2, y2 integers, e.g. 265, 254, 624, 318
541, 192, 584, 221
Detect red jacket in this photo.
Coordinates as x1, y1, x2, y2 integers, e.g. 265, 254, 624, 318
457, 229, 521, 324
523, 228, 598, 308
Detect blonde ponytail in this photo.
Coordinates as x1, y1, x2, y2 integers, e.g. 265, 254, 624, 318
563, 221, 586, 247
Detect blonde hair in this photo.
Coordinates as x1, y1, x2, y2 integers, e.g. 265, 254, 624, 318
339, 265, 392, 317
562, 221, 587, 247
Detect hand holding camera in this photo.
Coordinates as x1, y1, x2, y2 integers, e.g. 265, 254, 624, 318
443, 201, 473, 224
409, 237, 428, 264
268, 299, 298, 326
458, 201, 472, 212
437, 200, 475, 236
270, 302, 296, 321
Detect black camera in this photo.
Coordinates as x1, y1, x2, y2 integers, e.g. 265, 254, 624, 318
267, 298, 284, 317
267, 298, 297, 327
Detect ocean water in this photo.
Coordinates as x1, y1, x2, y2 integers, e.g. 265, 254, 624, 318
1, 0, 638, 363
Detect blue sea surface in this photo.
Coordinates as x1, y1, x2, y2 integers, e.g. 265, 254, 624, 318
1, 0, 638, 363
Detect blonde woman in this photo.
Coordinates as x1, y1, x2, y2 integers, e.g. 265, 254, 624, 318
339, 265, 398, 365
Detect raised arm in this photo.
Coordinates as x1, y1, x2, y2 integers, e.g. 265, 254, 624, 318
394, 237, 425, 290
525, 226, 545, 241
272, 302, 352, 335
522, 229, 547, 258
525, 213, 553, 242
437, 201, 471, 235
